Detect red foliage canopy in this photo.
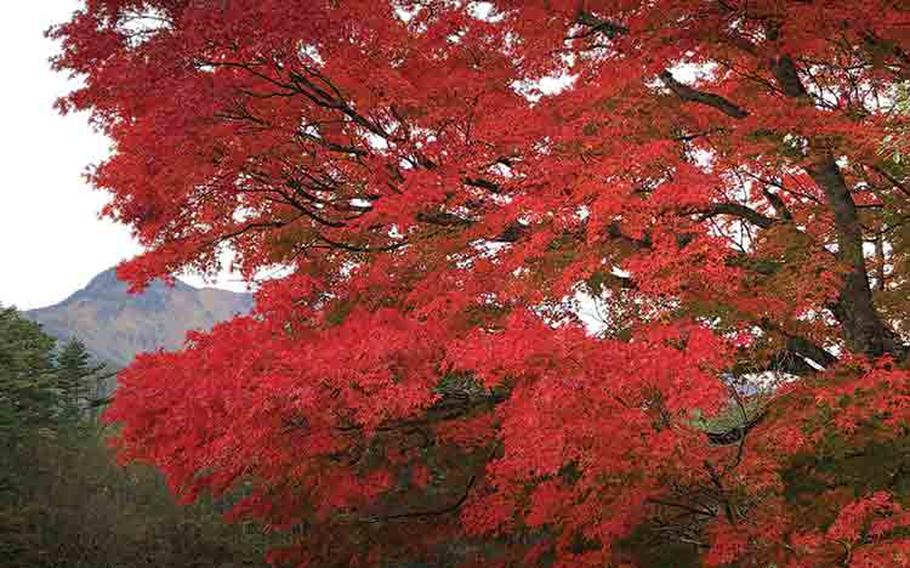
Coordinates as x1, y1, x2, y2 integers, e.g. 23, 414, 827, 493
53, 1, 910, 566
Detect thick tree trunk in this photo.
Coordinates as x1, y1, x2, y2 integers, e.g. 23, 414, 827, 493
806, 157, 904, 358
654, 26, 905, 358
767, 49, 904, 358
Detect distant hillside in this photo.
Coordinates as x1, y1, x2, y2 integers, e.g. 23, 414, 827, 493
25, 268, 253, 367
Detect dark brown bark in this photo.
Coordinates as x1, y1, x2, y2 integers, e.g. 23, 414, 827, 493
696, 202, 776, 228
769, 55, 808, 98
806, 157, 904, 358
875, 232, 886, 292
659, 71, 749, 119
767, 50, 904, 358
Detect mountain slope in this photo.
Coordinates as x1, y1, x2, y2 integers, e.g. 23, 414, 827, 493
25, 269, 253, 366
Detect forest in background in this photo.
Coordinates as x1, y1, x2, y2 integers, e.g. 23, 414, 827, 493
0, 305, 274, 568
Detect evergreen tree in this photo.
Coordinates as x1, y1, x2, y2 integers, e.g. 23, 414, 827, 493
55, 337, 110, 419
0, 306, 58, 436
0, 304, 274, 567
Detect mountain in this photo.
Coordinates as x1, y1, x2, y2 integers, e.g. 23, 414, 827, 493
25, 268, 254, 367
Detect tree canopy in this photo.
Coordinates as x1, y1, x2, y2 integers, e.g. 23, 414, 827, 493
52, 1, 910, 566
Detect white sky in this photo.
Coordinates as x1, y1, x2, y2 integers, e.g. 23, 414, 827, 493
0, 2, 245, 310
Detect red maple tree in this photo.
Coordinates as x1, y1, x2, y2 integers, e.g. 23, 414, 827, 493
52, 1, 910, 566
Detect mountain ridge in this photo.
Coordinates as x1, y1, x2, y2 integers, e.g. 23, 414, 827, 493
25, 268, 253, 367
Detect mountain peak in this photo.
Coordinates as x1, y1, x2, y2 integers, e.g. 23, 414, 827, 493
70, 268, 195, 302
26, 267, 254, 366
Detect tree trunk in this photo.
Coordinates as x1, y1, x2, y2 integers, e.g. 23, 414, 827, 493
806, 157, 904, 358
767, 46, 904, 358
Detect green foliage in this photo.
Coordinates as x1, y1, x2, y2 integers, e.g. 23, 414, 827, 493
0, 306, 59, 434
56, 337, 111, 420
616, 521, 702, 568
1, 428, 273, 568
0, 307, 112, 436
0, 304, 275, 568
785, 435, 910, 504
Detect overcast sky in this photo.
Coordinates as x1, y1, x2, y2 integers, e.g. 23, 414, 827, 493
0, 2, 244, 310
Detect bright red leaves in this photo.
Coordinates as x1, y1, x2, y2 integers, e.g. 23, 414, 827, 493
53, 1, 910, 566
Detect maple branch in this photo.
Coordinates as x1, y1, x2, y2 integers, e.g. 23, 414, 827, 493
493, 221, 531, 243
696, 203, 776, 229
761, 188, 794, 221
334, 387, 509, 437
726, 387, 751, 473
272, 187, 348, 228
415, 211, 473, 227
647, 497, 716, 518
464, 177, 502, 193
866, 163, 910, 200
659, 71, 749, 119
782, 335, 838, 371
294, 127, 369, 157
578, 7, 753, 123
861, 31, 910, 80
212, 220, 290, 246
573, 11, 629, 39
704, 460, 737, 524
315, 233, 408, 253
364, 475, 477, 523
672, 128, 728, 141
606, 221, 652, 249
753, 318, 839, 373
769, 55, 809, 99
